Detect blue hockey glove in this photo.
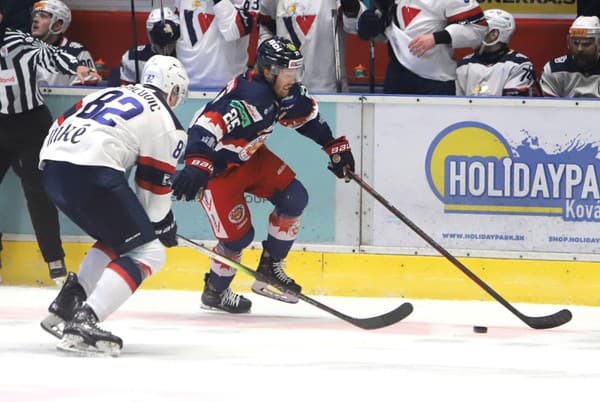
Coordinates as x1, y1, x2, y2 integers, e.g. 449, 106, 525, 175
323, 136, 355, 181
171, 156, 213, 201
357, 9, 385, 40
340, 0, 360, 17
153, 210, 178, 247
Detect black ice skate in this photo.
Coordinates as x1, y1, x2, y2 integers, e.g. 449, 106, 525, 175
201, 273, 252, 314
57, 304, 123, 357
251, 249, 300, 304
40, 272, 86, 339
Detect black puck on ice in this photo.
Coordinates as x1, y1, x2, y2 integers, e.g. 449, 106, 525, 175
473, 326, 488, 333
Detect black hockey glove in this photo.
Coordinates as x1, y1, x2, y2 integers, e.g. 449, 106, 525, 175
153, 210, 178, 247
171, 156, 213, 201
357, 9, 385, 40
340, 0, 360, 17
323, 136, 355, 181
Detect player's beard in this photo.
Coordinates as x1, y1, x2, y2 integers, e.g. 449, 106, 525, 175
573, 52, 599, 72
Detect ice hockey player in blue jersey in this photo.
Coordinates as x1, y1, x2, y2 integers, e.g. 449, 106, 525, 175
120, 7, 180, 85
171, 36, 355, 313
456, 9, 535, 97
39, 55, 189, 356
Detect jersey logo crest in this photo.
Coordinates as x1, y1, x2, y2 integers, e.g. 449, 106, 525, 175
401, 6, 421, 27
295, 15, 316, 36
197, 13, 215, 34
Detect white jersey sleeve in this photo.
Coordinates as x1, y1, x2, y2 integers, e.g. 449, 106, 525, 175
176, 0, 255, 89
384, 0, 486, 81
258, 0, 347, 92
39, 85, 187, 222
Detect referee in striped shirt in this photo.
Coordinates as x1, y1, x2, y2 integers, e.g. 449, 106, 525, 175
0, 1, 99, 284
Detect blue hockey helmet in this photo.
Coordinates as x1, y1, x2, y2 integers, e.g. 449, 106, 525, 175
256, 37, 304, 82
146, 7, 180, 55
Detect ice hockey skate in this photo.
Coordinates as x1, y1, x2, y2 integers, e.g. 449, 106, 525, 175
201, 273, 251, 313
57, 304, 122, 357
40, 272, 86, 339
251, 249, 300, 304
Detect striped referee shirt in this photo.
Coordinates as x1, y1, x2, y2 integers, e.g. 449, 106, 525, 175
0, 26, 79, 114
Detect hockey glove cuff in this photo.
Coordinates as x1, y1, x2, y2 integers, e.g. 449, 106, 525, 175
153, 210, 178, 247
323, 136, 355, 181
357, 9, 385, 40
171, 156, 213, 201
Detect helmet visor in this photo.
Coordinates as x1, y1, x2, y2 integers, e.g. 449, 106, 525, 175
275, 66, 304, 83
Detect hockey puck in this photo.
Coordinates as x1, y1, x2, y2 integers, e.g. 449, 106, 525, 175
473, 326, 488, 333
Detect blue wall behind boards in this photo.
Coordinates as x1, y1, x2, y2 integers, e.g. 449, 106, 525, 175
0, 94, 337, 243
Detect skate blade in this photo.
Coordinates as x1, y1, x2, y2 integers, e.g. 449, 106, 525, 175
57, 334, 121, 357
40, 314, 65, 339
251, 281, 299, 304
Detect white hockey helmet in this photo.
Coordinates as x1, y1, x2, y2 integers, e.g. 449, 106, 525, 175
32, 0, 71, 35
569, 16, 600, 39
141, 55, 189, 108
482, 9, 515, 46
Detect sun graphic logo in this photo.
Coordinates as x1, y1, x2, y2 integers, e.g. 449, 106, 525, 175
425, 121, 600, 221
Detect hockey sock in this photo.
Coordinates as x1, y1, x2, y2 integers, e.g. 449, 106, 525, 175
208, 242, 241, 292
77, 242, 116, 296
264, 212, 301, 260
86, 256, 148, 321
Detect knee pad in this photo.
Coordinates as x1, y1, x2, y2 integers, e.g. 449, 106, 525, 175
123, 239, 166, 277
268, 179, 309, 217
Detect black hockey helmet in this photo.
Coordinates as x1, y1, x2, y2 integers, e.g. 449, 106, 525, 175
256, 36, 304, 79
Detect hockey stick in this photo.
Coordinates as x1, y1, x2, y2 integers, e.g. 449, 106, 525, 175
347, 171, 572, 330
369, 40, 375, 93
177, 234, 413, 330
331, 8, 343, 93
130, 0, 140, 83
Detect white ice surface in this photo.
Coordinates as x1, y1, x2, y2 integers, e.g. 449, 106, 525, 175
1, 286, 599, 402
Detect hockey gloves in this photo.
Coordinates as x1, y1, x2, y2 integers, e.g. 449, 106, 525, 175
323, 136, 355, 182
171, 156, 213, 201
357, 9, 386, 40
340, 0, 360, 17
153, 210, 178, 247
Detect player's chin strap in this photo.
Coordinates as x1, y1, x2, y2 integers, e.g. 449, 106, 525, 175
347, 171, 572, 330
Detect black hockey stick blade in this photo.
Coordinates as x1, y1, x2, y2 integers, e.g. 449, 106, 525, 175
177, 234, 413, 330
347, 171, 573, 330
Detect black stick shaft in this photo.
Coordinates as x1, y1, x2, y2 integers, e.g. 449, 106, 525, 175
130, 0, 140, 83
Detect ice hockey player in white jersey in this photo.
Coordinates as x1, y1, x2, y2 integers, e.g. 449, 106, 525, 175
341, 0, 487, 94
175, 0, 256, 89
120, 7, 180, 85
541, 16, 600, 98
39, 55, 189, 356
259, 0, 349, 92
456, 9, 535, 97
32, 0, 97, 87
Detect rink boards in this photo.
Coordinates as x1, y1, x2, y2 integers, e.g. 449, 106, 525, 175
2, 90, 600, 306
3, 238, 600, 306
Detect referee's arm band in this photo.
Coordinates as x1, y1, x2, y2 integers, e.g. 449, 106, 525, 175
433, 30, 451, 45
